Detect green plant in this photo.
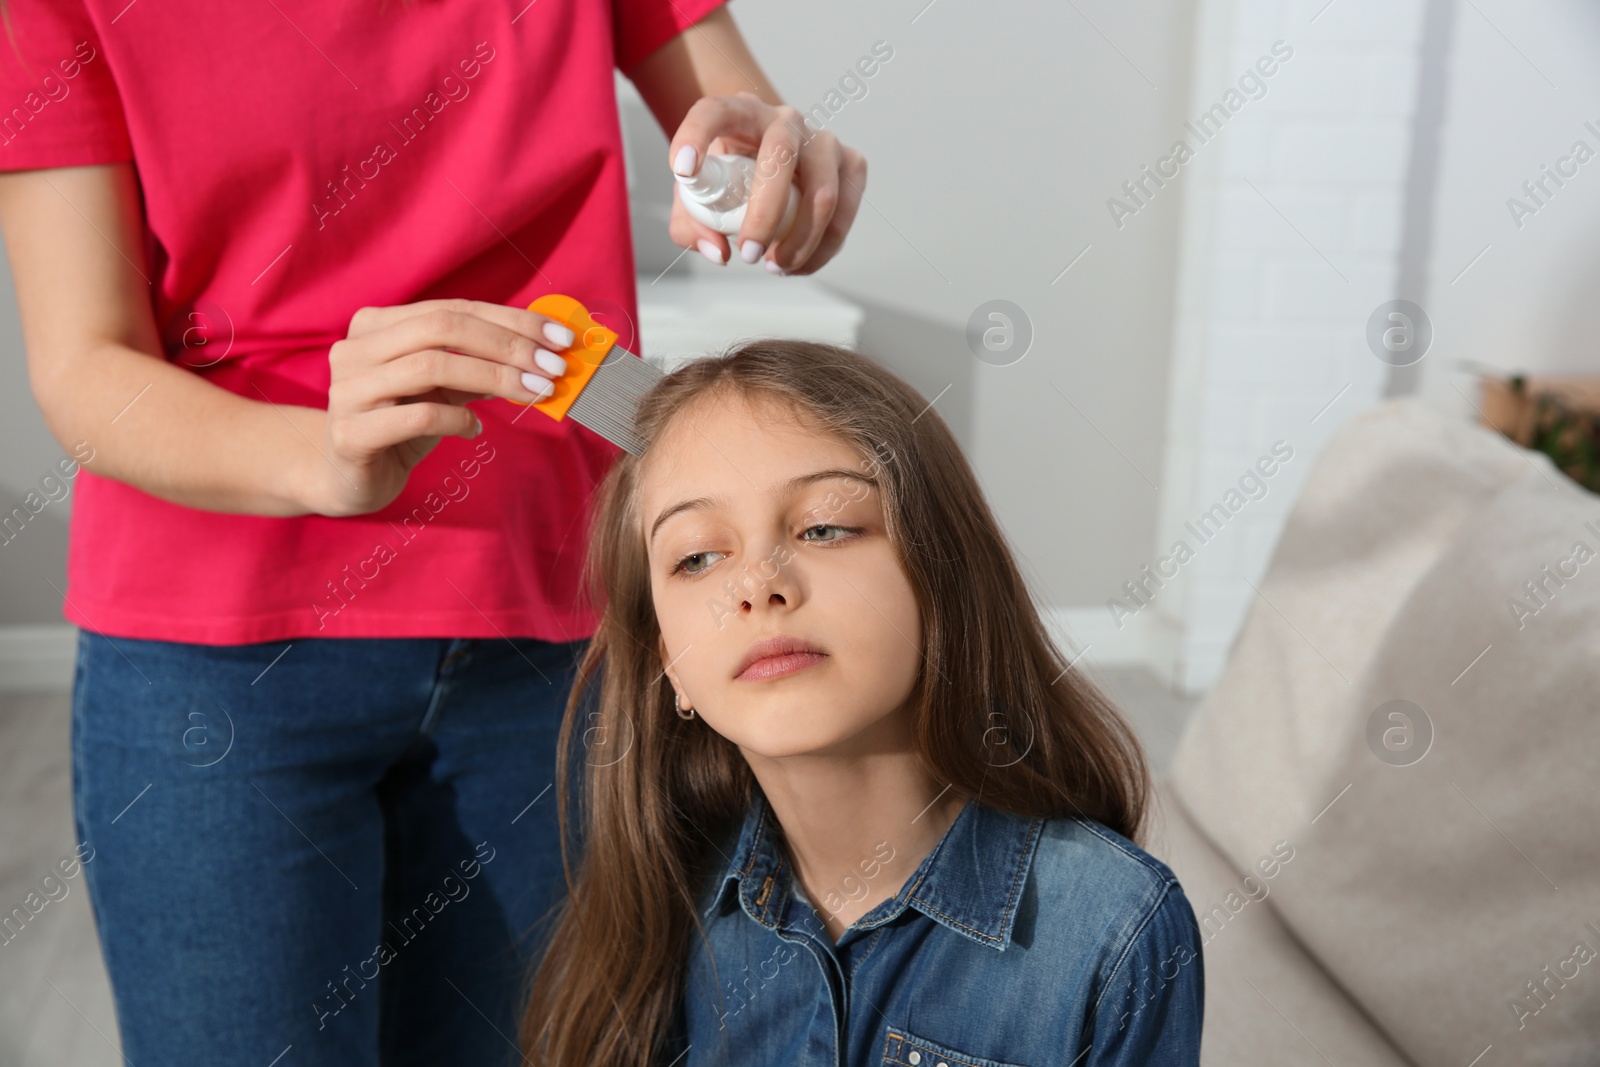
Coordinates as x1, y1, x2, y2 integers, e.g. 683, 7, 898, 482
1527, 390, 1600, 494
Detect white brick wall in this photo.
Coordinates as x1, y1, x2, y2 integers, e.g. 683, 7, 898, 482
1150, 0, 1431, 693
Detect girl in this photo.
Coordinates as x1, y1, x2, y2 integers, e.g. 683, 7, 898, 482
521, 341, 1205, 1065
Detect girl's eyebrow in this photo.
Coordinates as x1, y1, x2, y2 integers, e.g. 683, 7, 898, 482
648, 467, 878, 545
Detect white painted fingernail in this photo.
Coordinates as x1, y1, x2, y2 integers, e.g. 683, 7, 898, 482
542, 322, 575, 348
534, 348, 567, 376
673, 145, 698, 176
697, 238, 726, 265
520, 372, 553, 399
740, 239, 764, 264
765, 259, 786, 275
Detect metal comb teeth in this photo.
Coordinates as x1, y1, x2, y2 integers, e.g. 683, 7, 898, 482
565, 345, 663, 455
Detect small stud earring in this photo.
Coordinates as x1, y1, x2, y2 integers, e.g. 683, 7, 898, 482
674, 693, 696, 720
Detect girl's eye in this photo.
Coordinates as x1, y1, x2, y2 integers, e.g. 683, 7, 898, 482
671, 550, 725, 577
670, 524, 859, 577
800, 524, 858, 543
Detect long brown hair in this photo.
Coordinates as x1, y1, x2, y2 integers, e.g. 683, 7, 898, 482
520, 339, 1151, 1065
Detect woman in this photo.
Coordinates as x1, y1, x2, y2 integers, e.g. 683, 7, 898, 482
0, 0, 864, 1062
522, 341, 1205, 1064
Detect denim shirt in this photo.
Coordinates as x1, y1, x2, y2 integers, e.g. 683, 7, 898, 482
670, 790, 1204, 1067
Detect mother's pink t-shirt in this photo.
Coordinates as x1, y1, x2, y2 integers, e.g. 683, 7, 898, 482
0, 0, 721, 645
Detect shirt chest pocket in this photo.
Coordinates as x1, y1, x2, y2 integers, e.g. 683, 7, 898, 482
880, 1027, 1034, 1067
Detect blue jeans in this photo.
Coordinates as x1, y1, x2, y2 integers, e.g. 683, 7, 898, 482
70, 629, 590, 1066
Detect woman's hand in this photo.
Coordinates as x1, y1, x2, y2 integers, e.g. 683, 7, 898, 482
307, 299, 574, 517
667, 91, 866, 276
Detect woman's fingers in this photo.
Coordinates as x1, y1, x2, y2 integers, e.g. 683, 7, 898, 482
318, 297, 573, 514
337, 348, 557, 412
782, 145, 867, 276
325, 300, 573, 474
669, 131, 739, 264
328, 400, 483, 457
666, 94, 767, 186
345, 298, 577, 351
736, 108, 806, 261
387, 303, 569, 383
767, 130, 842, 273
668, 98, 777, 265
345, 298, 576, 353
345, 305, 570, 382
666, 92, 866, 275
668, 194, 731, 264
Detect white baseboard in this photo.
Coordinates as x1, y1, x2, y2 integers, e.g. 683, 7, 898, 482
1043, 606, 1192, 692
0, 624, 78, 693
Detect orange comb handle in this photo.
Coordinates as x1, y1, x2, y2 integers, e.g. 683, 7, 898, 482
506, 294, 619, 421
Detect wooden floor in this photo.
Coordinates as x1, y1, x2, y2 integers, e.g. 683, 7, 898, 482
0, 691, 122, 1067
0, 667, 1196, 1063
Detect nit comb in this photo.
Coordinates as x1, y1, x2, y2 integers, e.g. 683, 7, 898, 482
506, 293, 663, 455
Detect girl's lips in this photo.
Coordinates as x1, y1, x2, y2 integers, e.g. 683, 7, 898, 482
735, 651, 828, 682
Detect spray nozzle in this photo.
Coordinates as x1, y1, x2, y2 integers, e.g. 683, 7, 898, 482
673, 154, 733, 202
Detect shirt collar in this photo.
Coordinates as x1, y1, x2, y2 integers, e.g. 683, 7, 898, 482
703, 786, 1044, 951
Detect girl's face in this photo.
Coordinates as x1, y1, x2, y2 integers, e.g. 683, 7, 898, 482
640, 390, 923, 761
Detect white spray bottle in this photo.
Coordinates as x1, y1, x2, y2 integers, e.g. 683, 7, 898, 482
674, 152, 800, 243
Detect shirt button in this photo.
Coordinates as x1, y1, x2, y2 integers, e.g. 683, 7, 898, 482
907, 1054, 920, 1066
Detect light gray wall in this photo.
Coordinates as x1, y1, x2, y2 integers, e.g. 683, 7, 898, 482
0, 244, 73, 625
1418, 0, 1600, 404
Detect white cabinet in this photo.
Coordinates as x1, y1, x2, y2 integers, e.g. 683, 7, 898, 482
635, 273, 864, 374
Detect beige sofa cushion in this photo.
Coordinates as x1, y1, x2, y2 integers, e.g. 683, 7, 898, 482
1146, 783, 1411, 1065
1169, 398, 1600, 1065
